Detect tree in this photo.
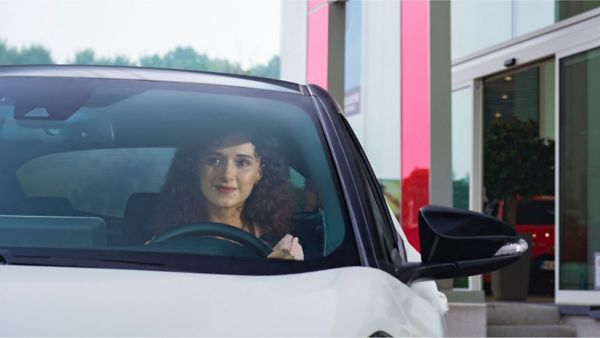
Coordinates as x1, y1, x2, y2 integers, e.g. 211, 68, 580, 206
0, 40, 54, 64
15, 45, 53, 64
484, 118, 554, 226
72, 49, 133, 66
452, 176, 469, 210
139, 47, 244, 74
0, 40, 279, 79
247, 56, 280, 79
72, 49, 96, 65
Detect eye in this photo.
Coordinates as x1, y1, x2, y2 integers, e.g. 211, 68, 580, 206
204, 156, 221, 167
235, 159, 251, 168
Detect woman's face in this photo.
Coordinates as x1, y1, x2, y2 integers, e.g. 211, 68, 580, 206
199, 133, 262, 211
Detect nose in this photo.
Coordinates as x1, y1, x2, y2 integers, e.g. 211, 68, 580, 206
219, 159, 236, 181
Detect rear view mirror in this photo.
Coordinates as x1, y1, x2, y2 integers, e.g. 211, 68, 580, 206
396, 205, 527, 284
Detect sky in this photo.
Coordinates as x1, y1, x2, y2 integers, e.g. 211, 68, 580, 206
0, 0, 281, 68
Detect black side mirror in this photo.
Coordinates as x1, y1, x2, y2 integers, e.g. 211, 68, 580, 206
396, 205, 527, 284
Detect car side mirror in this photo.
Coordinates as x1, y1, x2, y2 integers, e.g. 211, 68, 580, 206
396, 205, 527, 284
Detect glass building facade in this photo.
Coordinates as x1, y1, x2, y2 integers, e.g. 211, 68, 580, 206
452, 1, 600, 304
451, 0, 600, 60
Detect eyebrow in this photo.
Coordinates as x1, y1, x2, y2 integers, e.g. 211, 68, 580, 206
206, 152, 257, 161
236, 154, 258, 161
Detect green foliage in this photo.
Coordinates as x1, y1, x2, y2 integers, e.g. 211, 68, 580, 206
452, 176, 469, 210
139, 47, 244, 73
0, 40, 280, 79
72, 49, 133, 66
247, 56, 280, 78
484, 118, 555, 203
0, 40, 53, 64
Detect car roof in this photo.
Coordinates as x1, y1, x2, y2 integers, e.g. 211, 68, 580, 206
0, 65, 306, 95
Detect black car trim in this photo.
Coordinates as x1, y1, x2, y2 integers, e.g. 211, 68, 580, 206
299, 84, 310, 96
0, 246, 359, 276
307, 84, 379, 268
335, 114, 399, 273
336, 113, 407, 268
311, 97, 368, 264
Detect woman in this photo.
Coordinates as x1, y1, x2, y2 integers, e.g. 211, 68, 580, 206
155, 129, 303, 260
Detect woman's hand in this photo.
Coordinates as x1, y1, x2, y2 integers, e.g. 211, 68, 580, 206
268, 234, 304, 260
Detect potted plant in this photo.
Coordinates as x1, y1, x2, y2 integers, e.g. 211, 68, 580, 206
484, 118, 554, 300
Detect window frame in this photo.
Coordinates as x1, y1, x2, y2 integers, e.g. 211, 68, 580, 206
337, 114, 404, 271
308, 84, 406, 273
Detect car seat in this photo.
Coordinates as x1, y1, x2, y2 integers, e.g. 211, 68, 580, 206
122, 192, 159, 245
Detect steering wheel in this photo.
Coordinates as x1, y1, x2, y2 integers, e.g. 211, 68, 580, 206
147, 222, 273, 258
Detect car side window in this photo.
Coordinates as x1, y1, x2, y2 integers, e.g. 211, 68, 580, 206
339, 115, 401, 270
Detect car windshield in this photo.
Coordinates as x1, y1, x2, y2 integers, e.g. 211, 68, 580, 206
0, 75, 353, 273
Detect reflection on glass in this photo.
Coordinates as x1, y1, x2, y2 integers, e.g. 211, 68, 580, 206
451, 87, 472, 210
379, 179, 401, 223
344, 0, 362, 116
401, 168, 428, 251
556, 0, 600, 21
514, 0, 554, 37
451, 87, 472, 289
451, 0, 511, 59
559, 46, 600, 290
483, 61, 556, 295
451, 0, 600, 60
483, 62, 556, 217
484, 66, 539, 134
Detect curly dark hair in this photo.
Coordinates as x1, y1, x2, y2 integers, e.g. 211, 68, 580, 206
154, 130, 296, 241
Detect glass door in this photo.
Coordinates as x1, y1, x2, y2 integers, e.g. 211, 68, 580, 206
482, 59, 556, 298
556, 39, 600, 305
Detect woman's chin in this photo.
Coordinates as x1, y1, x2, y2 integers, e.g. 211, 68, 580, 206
209, 200, 244, 210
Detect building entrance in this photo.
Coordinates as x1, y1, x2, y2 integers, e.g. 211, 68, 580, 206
482, 60, 556, 297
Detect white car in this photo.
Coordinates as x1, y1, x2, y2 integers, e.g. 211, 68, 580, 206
0, 65, 525, 336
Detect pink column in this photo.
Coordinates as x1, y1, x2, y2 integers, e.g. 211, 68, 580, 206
306, 1, 329, 88
401, 0, 430, 251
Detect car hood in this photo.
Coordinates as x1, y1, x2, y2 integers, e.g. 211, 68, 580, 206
0, 265, 443, 336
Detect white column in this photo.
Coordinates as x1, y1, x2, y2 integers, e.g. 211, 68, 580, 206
280, 0, 307, 83
357, 0, 401, 180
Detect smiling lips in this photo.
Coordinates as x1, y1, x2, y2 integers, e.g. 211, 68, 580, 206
216, 185, 237, 193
